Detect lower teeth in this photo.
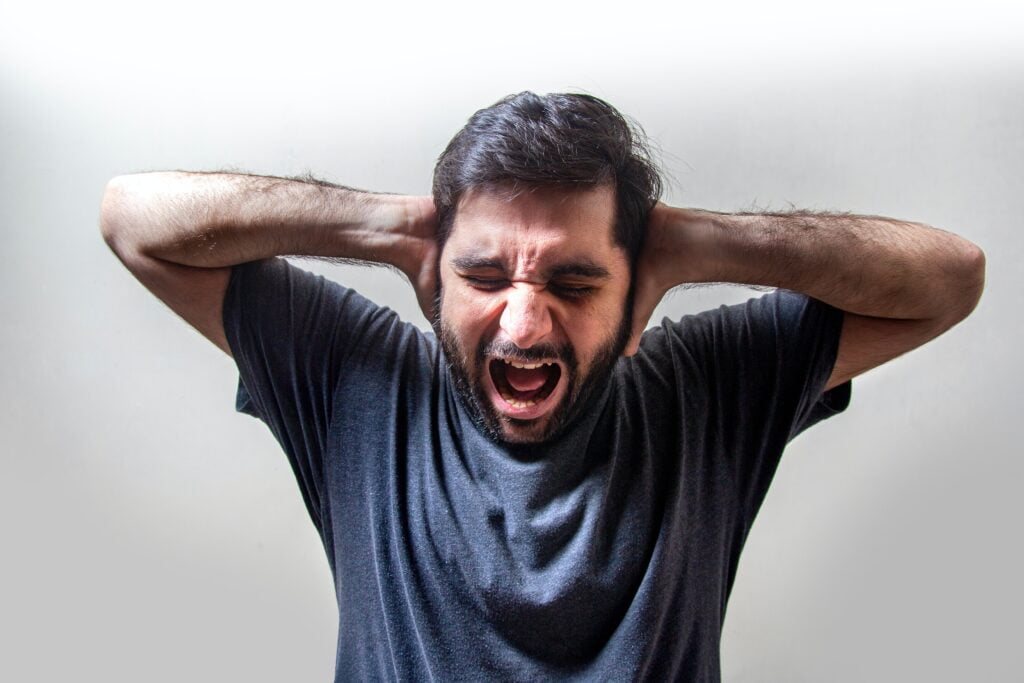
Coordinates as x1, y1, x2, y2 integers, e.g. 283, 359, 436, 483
500, 392, 538, 409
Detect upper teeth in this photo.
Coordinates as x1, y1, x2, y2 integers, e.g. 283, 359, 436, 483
503, 359, 552, 370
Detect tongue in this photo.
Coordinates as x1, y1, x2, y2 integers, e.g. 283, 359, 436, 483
505, 364, 550, 392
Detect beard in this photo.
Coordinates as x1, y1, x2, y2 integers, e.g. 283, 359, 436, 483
437, 295, 633, 446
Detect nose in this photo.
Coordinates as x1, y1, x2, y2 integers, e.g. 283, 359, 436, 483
498, 283, 553, 349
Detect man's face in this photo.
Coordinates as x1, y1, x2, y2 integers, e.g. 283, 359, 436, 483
438, 184, 632, 445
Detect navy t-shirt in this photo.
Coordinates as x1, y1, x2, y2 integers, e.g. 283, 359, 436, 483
222, 257, 852, 681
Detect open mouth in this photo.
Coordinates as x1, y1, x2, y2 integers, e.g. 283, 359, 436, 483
486, 357, 564, 419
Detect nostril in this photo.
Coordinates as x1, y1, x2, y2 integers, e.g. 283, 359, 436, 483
498, 295, 553, 347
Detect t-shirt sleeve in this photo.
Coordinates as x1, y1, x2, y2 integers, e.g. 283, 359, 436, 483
642, 288, 852, 520
221, 257, 393, 532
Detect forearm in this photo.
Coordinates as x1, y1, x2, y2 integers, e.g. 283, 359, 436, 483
99, 171, 423, 270
654, 207, 986, 321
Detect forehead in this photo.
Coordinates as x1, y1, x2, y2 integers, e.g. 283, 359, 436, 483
445, 184, 623, 271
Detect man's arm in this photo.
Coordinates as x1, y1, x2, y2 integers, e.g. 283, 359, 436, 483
630, 205, 986, 390
99, 171, 437, 355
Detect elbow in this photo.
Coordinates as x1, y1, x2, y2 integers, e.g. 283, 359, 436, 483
99, 175, 130, 251
100, 175, 158, 263
963, 242, 986, 312
949, 241, 986, 322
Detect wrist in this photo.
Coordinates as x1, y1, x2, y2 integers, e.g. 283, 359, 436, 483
311, 191, 412, 269
368, 194, 437, 278
651, 206, 730, 287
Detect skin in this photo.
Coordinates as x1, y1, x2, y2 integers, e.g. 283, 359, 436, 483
101, 171, 985, 444
436, 184, 632, 444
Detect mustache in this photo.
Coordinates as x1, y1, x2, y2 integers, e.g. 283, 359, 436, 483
478, 340, 575, 366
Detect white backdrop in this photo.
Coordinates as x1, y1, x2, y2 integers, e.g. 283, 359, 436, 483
2, 1, 1021, 680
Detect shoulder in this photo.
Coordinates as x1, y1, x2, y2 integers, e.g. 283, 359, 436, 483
225, 257, 435, 375
627, 288, 845, 390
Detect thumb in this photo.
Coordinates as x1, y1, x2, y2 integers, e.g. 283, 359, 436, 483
623, 330, 644, 357
414, 257, 439, 326
623, 278, 662, 357
623, 308, 646, 357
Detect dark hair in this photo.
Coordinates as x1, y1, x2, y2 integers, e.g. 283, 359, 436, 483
431, 92, 663, 268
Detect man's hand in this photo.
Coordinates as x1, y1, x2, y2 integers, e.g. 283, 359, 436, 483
389, 195, 440, 324
624, 202, 702, 356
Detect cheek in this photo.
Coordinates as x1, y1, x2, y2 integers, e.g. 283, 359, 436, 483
567, 298, 629, 353
441, 282, 503, 322
572, 325, 609, 356
439, 287, 499, 348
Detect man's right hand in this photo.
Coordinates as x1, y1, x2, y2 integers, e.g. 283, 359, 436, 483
100, 172, 442, 355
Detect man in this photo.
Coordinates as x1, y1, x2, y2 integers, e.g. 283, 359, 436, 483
100, 92, 985, 680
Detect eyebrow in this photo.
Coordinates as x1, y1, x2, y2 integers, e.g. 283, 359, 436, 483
451, 256, 504, 272
450, 255, 611, 280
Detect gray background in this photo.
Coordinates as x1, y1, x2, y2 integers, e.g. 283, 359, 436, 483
2, 1, 1021, 680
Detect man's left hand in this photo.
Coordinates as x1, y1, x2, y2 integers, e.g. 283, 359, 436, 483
618, 201, 684, 358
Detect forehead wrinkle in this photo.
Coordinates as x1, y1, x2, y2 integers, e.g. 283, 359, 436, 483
445, 184, 624, 281
451, 188, 617, 248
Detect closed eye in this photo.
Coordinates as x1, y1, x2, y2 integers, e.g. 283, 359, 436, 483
461, 275, 596, 298
549, 283, 595, 299
463, 276, 509, 290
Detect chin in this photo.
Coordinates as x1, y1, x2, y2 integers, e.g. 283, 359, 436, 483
495, 414, 560, 445
474, 382, 575, 447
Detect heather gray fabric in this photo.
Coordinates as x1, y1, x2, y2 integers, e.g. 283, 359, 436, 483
223, 257, 851, 682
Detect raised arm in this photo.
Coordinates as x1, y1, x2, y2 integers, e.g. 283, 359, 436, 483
628, 204, 986, 390
99, 171, 437, 355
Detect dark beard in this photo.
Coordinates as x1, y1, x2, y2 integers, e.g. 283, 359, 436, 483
438, 300, 632, 446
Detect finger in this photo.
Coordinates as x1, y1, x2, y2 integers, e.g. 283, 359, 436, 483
623, 317, 646, 357
418, 275, 439, 325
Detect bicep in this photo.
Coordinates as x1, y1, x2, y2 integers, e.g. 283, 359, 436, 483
825, 311, 954, 392
109, 241, 233, 356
